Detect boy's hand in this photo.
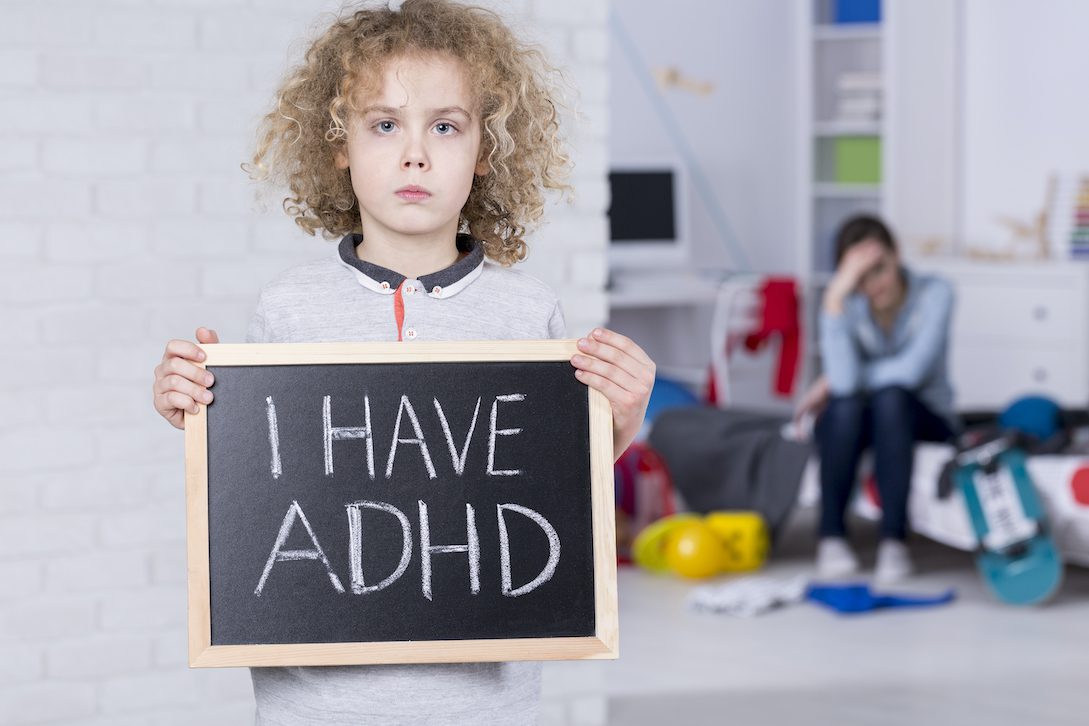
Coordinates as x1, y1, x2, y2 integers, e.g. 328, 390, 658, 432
153, 327, 219, 430
571, 328, 655, 460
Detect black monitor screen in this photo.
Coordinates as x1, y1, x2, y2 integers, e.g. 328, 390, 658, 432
608, 170, 676, 243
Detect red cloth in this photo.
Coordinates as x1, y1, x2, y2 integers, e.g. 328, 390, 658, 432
743, 277, 802, 397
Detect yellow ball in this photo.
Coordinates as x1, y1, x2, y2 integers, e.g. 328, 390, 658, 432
632, 514, 701, 573
664, 521, 728, 579
704, 511, 769, 572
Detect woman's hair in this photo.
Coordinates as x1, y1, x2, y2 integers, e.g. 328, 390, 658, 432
248, 0, 572, 266
833, 214, 898, 267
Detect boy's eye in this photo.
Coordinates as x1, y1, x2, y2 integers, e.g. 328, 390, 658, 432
434, 122, 456, 135
376, 120, 396, 134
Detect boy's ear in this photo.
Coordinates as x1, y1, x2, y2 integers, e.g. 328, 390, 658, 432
334, 148, 349, 170
474, 156, 490, 176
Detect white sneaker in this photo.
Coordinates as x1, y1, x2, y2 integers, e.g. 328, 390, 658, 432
874, 539, 914, 583
816, 537, 860, 578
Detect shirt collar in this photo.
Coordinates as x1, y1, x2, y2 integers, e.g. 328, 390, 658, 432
336, 233, 485, 298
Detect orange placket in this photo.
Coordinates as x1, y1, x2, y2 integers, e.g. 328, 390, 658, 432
393, 281, 406, 341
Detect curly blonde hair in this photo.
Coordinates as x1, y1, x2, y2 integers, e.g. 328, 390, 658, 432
248, 0, 572, 266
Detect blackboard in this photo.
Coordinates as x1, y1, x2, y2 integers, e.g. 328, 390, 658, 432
184, 341, 617, 667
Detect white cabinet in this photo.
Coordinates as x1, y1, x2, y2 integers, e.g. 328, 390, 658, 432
913, 260, 1089, 411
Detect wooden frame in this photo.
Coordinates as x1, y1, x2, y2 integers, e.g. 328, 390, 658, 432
184, 340, 618, 667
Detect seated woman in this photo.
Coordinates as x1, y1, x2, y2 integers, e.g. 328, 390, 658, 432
796, 215, 958, 582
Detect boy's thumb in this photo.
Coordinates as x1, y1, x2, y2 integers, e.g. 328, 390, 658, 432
196, 327, 220, 344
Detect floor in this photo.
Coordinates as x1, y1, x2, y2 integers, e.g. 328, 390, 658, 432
540, 508, 1089, 726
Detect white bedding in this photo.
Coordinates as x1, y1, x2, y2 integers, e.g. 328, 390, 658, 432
796, 444, 1089, 567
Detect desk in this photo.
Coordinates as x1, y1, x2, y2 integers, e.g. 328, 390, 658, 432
607, 270, 724, 310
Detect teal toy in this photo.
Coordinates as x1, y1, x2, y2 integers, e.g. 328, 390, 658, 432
954, 437, 1063, 606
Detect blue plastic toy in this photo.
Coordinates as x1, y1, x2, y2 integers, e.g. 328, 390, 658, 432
637, 376, 700, 441
998, 395, 1062, 441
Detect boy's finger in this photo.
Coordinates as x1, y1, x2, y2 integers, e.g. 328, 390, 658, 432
163, 390, 199, 415
589, 328, 654, 366
571, 352, 641, 394
196, 327, 220, 344
573, 368, 631, 408
161, 356, 213, 386
577, 336, 651, 383
154, 372, 213, 404
162, 339, 207, 363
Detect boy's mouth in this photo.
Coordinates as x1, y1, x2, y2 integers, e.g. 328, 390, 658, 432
395, 185, 431, 202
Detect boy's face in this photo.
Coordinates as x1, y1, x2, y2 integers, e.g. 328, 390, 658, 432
335, 53, 488, 247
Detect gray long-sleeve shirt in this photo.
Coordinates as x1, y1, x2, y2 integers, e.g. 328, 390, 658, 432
244, 234, 566, 725
818, 267, 956, 425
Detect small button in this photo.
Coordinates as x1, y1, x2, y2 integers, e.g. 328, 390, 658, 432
405, 285, 415, 295
432, 285, 442, 295
405, 327, 418, 340
379, 281, 390, 290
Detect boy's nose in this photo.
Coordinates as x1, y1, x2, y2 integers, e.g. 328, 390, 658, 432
401, 139, 429, 171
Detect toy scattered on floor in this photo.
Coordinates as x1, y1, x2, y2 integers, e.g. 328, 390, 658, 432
689, 578, 956, 618
954, 436, 1064, 605
638, 375, 701, 441
704, 511, 769, 572
614, 442, 676, 562
999, 395, 1063, 441
806, 583, 955, 615
632, 511, 769, 579
666, 520, 731, 578
632, 514, 701, 574
687, 575, 808, 617
614, 376, 698, 562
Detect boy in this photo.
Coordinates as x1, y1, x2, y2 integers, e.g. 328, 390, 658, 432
153, 2, 654, 723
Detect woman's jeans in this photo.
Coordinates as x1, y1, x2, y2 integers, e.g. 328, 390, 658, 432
816, 386, 955, 541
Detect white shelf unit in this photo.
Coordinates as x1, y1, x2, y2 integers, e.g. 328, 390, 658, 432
802, 2, 887, 279
800, 0, 963, 277
812, 23, 882, 42
796, 0, 890, 392
813, 120, 882, 137
812, 183, 883, 199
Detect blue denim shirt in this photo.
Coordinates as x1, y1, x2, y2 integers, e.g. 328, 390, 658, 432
819, 267, 956, 426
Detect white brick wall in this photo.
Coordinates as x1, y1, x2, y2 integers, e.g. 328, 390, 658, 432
0, 1, 607, 724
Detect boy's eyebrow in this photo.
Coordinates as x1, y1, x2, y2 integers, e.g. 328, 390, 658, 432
361, 105, 472, 118
430, 106, 472, 118
361, 105, 402, 116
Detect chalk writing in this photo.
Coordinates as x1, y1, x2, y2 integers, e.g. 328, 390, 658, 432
386, 395, 437, 479
255, 499, 344, 596
488, 394, 525, 476
265, 396, 282, 479
323, 394, 375, 479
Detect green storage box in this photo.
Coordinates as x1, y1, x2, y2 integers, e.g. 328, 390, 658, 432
834, 136, 881, 184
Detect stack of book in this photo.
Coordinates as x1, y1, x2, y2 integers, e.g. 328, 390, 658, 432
833, 0, 881, 24
835, 72, 882, 123
1048, 175, 1089, 259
